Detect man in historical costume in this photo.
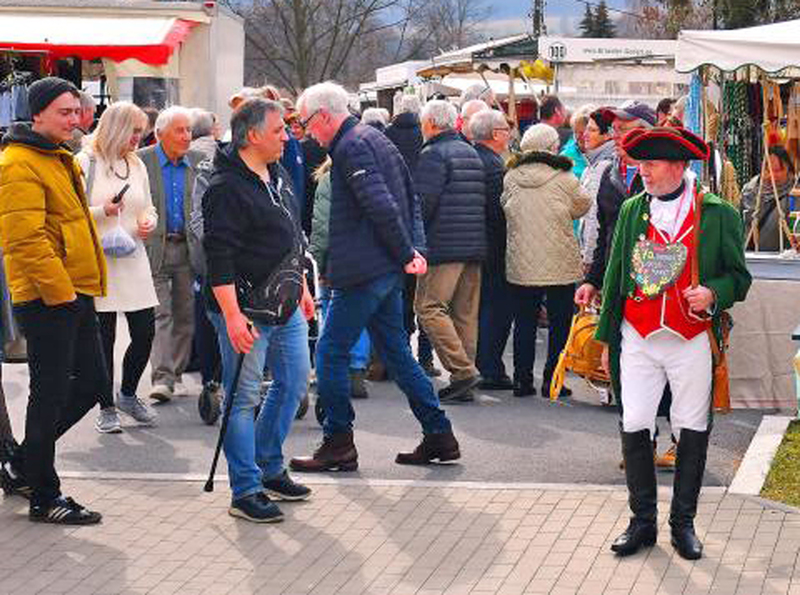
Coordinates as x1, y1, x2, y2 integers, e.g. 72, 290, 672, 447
595, 127, 751, 560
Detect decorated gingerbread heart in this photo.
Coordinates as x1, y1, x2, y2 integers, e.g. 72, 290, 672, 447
631, 239, 688, 298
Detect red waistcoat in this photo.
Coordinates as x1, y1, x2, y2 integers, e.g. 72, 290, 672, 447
624, 203, 711, 340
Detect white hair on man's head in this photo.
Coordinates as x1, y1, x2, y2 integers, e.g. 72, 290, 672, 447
297, 81, 350, 116
461, 99, 490, 120
78, 91, 96, 110
570, 103, 598, 129
470, 109, 507, 142
155, 105, 192, 137
421, 100, 458, 131
190, 108, 216, 140
397, 94, 421, 115
78, 91, 97, 110
393, 90, 404, 115
361, 107, 388, 127
460, 83, 493, 105
378, 108, 390, 122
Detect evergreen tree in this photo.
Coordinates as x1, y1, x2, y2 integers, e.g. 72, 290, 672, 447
579, 4, 596, 37
593, 1, 617, 37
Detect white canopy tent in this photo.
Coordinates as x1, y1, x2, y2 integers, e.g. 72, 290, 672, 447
431, 72, 544, 99
676, 19, 800, 74
675, 20, 800, 412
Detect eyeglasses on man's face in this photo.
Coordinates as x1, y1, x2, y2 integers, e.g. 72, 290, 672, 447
299, 109, 320, 130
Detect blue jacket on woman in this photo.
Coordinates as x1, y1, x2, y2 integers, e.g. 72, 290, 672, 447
414, 130, 486, 265
327, 116, 425, 289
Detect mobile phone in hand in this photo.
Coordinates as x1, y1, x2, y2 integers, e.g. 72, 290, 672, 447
113, 183, 131, 204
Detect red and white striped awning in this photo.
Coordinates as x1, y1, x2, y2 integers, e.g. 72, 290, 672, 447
0, 15, 197, 65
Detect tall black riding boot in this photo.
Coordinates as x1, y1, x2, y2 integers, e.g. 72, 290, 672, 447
611, 429, 658, 556
670, 428, 710, 560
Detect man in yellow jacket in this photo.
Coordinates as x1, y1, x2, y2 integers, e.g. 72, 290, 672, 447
0, 77, 108, 525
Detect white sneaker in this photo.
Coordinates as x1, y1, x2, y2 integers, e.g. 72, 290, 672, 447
117, 393, 158, 425
95, 407, 122, 434
173, 381, 189, 397
149, 384, 173, 402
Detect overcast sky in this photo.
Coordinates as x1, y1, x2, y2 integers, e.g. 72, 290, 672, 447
479, 0, 627, 37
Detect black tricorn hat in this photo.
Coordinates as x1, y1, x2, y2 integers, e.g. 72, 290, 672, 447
622, 126, 710, 162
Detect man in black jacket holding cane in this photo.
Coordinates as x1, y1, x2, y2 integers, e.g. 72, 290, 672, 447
203, 98, 315, 523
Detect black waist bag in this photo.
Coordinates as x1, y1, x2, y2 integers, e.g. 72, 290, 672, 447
236, 246, 304, 326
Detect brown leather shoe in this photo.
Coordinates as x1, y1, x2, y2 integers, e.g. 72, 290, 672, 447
366, 359, 388, 382
395, 432, 461, 465
290, 433, 358, 472
350, 369, 369, 399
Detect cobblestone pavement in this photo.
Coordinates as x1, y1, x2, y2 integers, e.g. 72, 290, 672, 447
1, 478, 798, 595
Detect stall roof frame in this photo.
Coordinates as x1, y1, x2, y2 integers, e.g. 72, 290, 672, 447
416, 33, 536, 78
676, 19, 800, 75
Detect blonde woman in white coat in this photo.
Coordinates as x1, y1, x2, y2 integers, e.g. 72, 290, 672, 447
501, 124, 590, 398
78, 102, 159, 433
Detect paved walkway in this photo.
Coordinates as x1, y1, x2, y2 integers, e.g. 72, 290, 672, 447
1, 477, 798, 595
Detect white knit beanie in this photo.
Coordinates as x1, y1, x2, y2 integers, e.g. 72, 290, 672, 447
520, 123, 560, 153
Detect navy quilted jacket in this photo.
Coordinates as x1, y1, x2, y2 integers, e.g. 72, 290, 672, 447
475, 143, 506, 277
415, 130, 486, 265
327, 117, 424, 289
385, 112, 424, 174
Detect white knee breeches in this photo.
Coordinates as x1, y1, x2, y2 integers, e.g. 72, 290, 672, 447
619, 321, 712, 438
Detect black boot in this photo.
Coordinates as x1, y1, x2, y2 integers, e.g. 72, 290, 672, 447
611, 429, 658, 556
670, 428, 710, 560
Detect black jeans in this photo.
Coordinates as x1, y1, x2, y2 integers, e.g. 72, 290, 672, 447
193, 284, 221, 385
97, 308, 155, 403
476, 271, 514, 379
510, 283, 576, 386
13, 295, 107, 506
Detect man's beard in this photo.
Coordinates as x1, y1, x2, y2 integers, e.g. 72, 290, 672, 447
644, 176, 683, 198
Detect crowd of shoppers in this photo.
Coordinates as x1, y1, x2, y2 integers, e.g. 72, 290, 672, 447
0, 72, 751, 564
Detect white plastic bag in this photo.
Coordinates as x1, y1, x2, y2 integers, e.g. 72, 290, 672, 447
101, 214, 137, 257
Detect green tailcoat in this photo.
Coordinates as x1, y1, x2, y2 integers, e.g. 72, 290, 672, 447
595, 189, 752, 400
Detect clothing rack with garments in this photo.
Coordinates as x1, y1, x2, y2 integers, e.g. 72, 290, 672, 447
0, 71, 34, 128
0, 53, 41, 129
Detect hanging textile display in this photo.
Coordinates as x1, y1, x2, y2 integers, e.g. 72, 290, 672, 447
722, 80, 754, 189
786, 83, 800, 169
685, 73, 704, 179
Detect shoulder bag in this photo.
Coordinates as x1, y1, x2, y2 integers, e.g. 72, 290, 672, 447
692, 190, 732, 413
234, 178, 304, 326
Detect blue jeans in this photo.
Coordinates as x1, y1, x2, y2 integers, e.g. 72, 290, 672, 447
318, 286, 370, 370
316, 272, 451, 436
209, 308, 310, 500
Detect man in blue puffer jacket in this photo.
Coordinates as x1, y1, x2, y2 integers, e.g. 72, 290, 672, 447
413, 100, 487, 403
290, 82, 459, 472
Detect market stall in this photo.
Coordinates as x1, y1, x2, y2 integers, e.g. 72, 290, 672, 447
0, 0, 243, 127
415, 34, 551, 131
676, 20, 800, 411
538, 36, 688, 110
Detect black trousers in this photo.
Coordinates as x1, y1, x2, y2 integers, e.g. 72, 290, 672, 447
97, 308, 155, 404
510, 283, 575, 386
192, 285, 221, 385
476, 271, 514, 379
13, 295, 107, 506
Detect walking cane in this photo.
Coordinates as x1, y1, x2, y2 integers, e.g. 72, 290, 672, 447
204, 349, 247, 493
